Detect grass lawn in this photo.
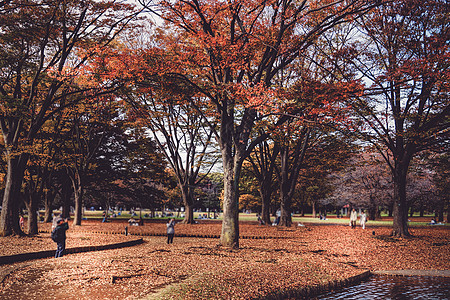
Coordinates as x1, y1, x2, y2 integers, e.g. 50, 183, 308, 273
47, 209, 448, 227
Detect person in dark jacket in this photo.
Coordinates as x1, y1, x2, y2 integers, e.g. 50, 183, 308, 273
54, 218, 69, 258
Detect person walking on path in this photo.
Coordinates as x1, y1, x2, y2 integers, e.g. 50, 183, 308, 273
359, 210, 367, 229
166, 218, 175, 244
52, 218, 69, 258
350, 209, 358, 229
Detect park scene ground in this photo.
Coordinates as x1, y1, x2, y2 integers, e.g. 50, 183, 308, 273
0, 215, 449, 300
1, 1, 448, 299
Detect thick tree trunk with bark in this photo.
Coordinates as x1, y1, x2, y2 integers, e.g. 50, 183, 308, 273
0, 155, 28, 236
279, 195, 292, 227
219, 110, 245, 248
183, 204, 195, 224
220, 154, 240, 248
180, 185, 195, 224
368, 196, 377, 220
391, 164, 411, 237
249, 140, 279, 226
312, 201, 317, 218
24, 194, 39, 235
278, 130, 309, 227
219, 106, 252, 248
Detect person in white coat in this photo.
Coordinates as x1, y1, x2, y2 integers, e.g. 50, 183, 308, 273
359, 210, 367, 229
350, 209, 358, 229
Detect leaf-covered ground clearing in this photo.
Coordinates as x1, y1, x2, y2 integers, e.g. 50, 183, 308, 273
0, 221, 448, 299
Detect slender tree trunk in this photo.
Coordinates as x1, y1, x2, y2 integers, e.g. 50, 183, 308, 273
43, 190, 56, 223
279, 148, 292, 227
446, 202, 450, 223
260, 187, 272, 226
312, 201, 317, 218
73, 185, 84, 226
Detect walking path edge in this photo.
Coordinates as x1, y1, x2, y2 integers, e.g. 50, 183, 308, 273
0, 237, 144, 265
372, 270, 450, 277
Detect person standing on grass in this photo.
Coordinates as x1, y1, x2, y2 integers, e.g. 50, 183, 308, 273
19, 215, 24, 230
52, 213, 61, 231
166, 218, 175, 244
350, 208, 358, 229
53, 218, 69, 258
359, 210, 367, 229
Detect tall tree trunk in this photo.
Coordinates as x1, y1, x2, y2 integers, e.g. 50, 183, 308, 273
446, 201, 450, 223
181, 184, 195, 224
368, 196, 377, 220
184, 204, 195, 224
73, 185, 84, 226
0, 155, 27, 236
278, 128, 309, 227
24, 194, 39, 235
259, 186, 272, 226
43, 190, 56, 223
279, 148, 292, 227
279, 195, 292, 226
392, 165, 410, 237
249, 140, 279, 226
220, 133, 241, 248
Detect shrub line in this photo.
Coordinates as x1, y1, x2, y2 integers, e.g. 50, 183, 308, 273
0, 237, 144, 265
39, 229, 290, 240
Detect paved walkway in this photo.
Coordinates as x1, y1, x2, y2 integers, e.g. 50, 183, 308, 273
373, 270, 450, 277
